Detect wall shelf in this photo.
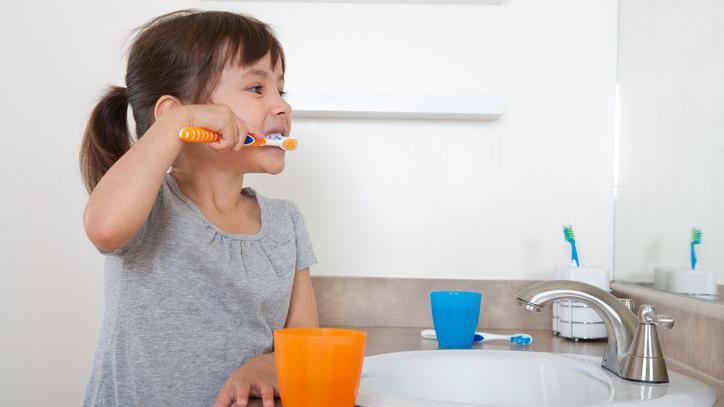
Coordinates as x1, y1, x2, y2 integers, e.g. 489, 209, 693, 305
208, 0, 502, 4
285, 94, 504, 121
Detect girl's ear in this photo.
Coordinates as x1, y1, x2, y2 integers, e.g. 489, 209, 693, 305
154, 95, 183, 120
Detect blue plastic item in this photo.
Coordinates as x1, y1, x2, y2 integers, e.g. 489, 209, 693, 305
430, 291, 482, 349
563, 225, 580, 267
691, 227, 702, 269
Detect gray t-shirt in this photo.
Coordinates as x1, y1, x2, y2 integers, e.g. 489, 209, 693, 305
83, 174, 317, 407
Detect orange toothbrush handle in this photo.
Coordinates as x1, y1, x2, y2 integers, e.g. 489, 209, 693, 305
178, 126, 298, 151
178, 127, 221, 143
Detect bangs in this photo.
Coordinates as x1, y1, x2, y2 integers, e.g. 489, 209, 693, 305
218, 21, 285, 72
201, 12, 286, 101
130, 10, 286, 105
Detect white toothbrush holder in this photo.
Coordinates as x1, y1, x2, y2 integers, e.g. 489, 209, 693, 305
654, 266, 718, 297
552, 265, 611, 340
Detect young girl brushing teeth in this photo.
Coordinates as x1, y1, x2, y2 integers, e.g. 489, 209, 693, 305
80, 10, 318, 407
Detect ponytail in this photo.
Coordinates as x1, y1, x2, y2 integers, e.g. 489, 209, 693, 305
80, 86, 131, 193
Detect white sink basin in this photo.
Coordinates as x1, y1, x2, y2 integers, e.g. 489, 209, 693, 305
356, 350, 716, 406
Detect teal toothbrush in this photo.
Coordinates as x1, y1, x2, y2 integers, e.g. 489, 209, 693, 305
690, 227, 702, 269
563, 225, 580, 267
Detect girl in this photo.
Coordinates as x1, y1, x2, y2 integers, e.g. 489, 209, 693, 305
79, 10, 318, 407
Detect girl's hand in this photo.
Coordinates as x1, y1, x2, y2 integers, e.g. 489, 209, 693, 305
184, 104, 264, 152
214, 353, 278, 407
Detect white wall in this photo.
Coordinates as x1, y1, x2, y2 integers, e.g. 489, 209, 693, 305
0, 0, 617, 405
615, 0, 724, 283
246, 0, 618, 279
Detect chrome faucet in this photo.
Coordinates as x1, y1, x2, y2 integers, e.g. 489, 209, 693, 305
516, 280, 674, 383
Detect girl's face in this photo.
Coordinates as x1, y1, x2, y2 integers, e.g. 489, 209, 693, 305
203, 52, 291, 175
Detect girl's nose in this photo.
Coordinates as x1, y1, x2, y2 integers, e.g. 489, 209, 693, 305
271, 96, 291, 117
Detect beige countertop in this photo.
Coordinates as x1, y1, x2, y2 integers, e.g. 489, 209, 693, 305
251, 327, 722, 407
361, 326, 608, 357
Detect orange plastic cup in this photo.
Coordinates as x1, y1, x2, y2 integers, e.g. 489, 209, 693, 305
274, 328, 367, 407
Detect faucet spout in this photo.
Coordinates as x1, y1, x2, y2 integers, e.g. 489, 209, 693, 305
517, 280, 639, 376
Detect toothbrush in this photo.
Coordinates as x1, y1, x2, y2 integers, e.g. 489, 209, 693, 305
563, 225, 580, 267
690, 227, 702, 269
420, 329, 533, 346
178, 127, 298, 151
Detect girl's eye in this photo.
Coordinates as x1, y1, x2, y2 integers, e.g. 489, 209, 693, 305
247, 86, 263, 95
247, 86, 287, 98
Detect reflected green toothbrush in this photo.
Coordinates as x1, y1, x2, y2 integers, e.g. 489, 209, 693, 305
690, 227, 702, 269
563, 225, 579, 267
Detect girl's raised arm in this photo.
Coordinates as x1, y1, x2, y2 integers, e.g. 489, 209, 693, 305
81, 96, 244, 253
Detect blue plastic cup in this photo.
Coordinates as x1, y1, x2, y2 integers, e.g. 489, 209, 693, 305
430, 291, 482, 349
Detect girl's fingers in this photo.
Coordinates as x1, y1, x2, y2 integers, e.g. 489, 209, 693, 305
213, 381, 236, 407
237, 119, 266, 141
233, 132, 249, 152
259, 383, 275, 407
207, 106, 240, 151
233, 122, 265, 152
207, 132, 236, 151
233, 381, 251, 407
207, 125, 238, 151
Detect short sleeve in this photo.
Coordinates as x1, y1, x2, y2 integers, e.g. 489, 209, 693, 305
98, 188, 163, 257
287, 201, 317, 271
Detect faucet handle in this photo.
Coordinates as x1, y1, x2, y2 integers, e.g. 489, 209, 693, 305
621, 304, 672, 383
638, 304, 674, 329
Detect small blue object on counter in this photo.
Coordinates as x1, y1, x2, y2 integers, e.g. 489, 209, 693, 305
420, 329, 533, 346
430, 291, 481, 349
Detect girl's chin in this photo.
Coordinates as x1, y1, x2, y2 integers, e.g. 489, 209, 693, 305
225, 147, 283, 171
259, 147, 285, 171
262, 160, 285, 174
255, 155, 286, 175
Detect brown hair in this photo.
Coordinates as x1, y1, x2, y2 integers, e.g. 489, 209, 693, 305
79, 10, 285, 192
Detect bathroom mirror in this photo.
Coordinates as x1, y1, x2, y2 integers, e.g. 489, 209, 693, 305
613, 0, 724, 299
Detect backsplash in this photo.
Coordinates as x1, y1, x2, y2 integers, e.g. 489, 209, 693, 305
312, 276, 552, 330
